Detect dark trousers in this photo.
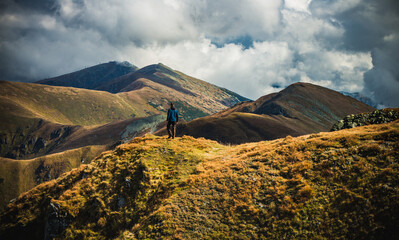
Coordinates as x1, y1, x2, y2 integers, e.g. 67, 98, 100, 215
167, 121, 176, 138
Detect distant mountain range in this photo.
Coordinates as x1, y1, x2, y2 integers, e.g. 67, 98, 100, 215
0, 62, 248, 208
1, 60, 396, 239
0, 61, 377, 210
158, 82, 375, 144
340, 91, 379, 108
1, 62, 248, 158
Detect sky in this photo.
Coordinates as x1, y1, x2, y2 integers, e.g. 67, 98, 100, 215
0, 0, 398, 107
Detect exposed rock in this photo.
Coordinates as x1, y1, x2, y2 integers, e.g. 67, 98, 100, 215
33, 137, 46, 153
44, 202, 72, 240
50, 129, 61, 139
125, 178, 131, 188
35, 162, 51, 184
4, 152, 16, 159
331, 108, 399, 131
61, 126, 73, 138
81, 172, 88, 179
117, 196, 126, 209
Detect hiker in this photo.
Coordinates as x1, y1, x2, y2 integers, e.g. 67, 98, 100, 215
167, 103, 179, 139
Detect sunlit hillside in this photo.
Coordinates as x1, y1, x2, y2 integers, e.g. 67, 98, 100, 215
1, 120, 398, 239
0, 81, 139, 126
0, 63, 250, 211
0, 145, 106, 210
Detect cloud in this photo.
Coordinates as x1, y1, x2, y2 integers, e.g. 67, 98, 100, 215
363, 38, 399, 107
186, 0, 283, 43
0, 0, 398, 106
284, 0, 312, 13
56, 0, 199, 46
117, 37, 371, 99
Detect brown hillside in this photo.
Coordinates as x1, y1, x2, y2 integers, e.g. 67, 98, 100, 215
1, 67, 247, 158
0, 145, 106, 210
253, 82, 375, 132
174, 112, 306, 144
0, 115, 166, 209
96, 63, 249, 117
0, 80, 166, 159
1, 114, 165, 160
36, 61, 138, 90
0, 81, 139, 126
1, 121, 398, 239
0, 65, 248, 208
162, 82, 376, 144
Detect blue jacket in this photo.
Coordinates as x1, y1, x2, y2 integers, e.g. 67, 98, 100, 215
167, 108, 179, 122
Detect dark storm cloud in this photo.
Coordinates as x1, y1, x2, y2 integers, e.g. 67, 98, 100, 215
327, 0, 399, 51
360, 0, 399, 107
14, 0, 57, 12
309, 0, 399, 106
341, 0, 399, 106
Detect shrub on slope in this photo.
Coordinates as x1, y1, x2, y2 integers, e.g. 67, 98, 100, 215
331, 108, 399, 131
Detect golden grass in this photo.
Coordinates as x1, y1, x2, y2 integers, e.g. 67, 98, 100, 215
1, 121, 398, 239
0, 81, 140, 126
0, 145, 106, 209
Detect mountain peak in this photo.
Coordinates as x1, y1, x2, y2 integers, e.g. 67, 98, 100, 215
135, 63, 176, 76
282, 82, 327, 92
114, 60, 135, 68
37, 61, 138, 90
168, 82, 376, 144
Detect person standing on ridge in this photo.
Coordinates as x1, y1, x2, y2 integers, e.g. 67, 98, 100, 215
167, 102, 179, 139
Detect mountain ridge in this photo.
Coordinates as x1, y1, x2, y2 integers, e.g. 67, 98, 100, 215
0, 63, 248, 209
1, 121, 398, 239
37, 61, 138, 90
1, 61, 249, 159
160, 82, 376, 144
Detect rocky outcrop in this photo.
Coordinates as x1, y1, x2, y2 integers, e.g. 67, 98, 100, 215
0, 120, 78, 160
331, 108, 399, 131
44, 202, 72, 240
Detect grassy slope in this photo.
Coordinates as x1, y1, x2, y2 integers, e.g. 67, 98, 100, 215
37, 61, 138, 90
159, 112, 310, 144
253, 82, 376, 132
55, 115, 165, 153
0, 72, 246, 202
1, 121, 398, 239
167, 83, 376, 144
0, 76, 237, 158
98, 64, 249, 119
0, 145, 106, 209
0, 81, 142, 126
0, 115, 166, 209
0, 64, 248, 143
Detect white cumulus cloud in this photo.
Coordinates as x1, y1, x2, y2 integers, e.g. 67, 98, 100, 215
0, 0, 398, 106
